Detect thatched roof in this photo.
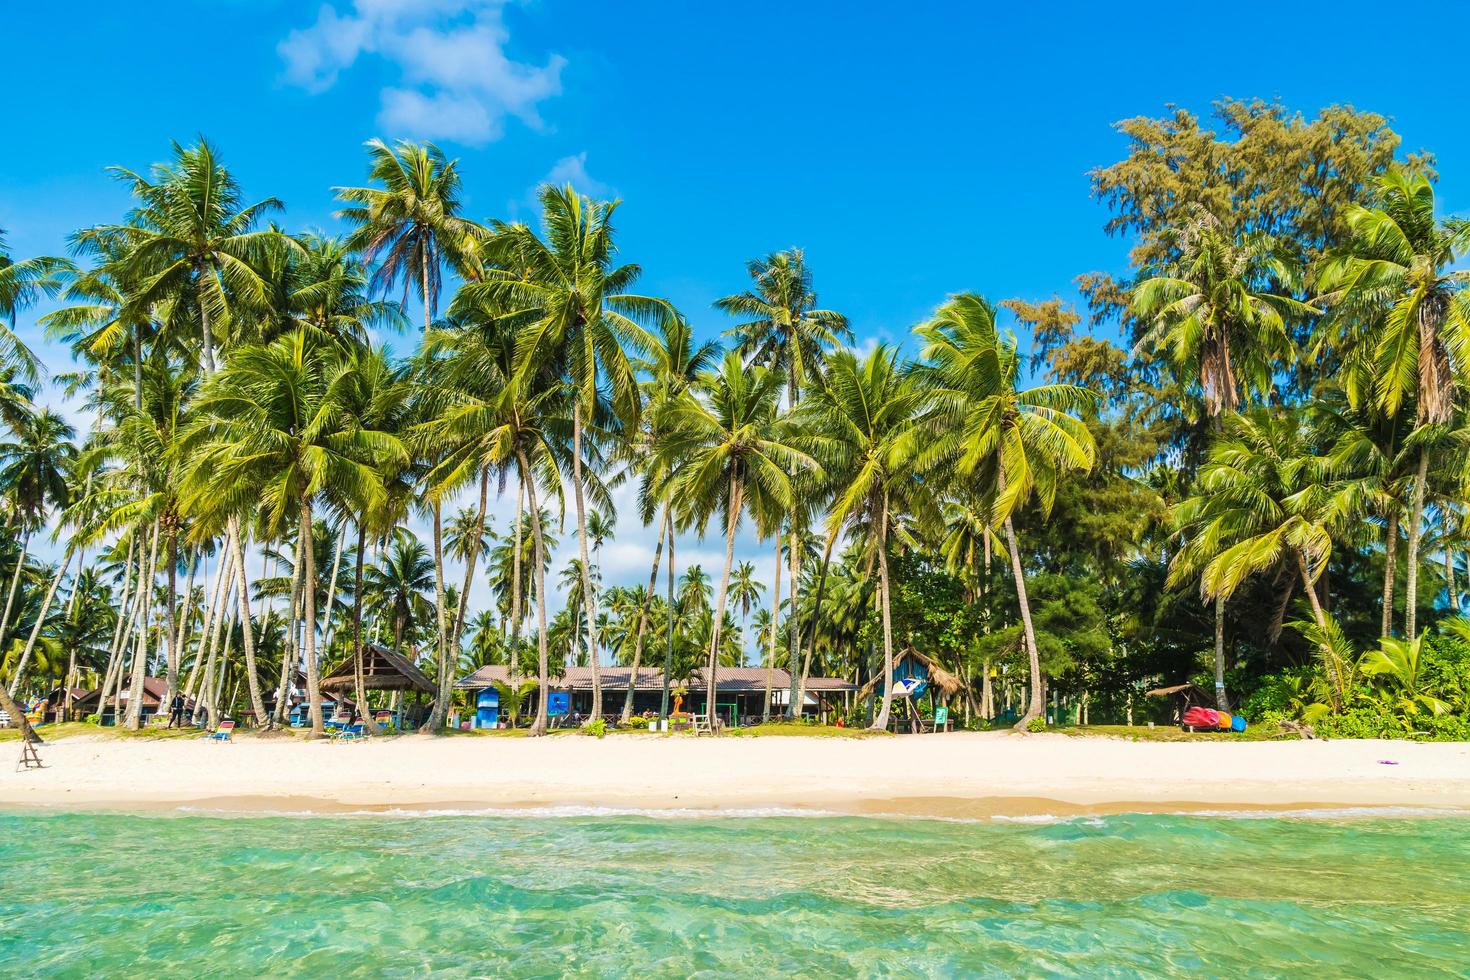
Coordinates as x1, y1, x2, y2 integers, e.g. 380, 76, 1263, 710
856, 646, 965, 701
1145, 683, 1213, 705
320, 643, 435, 695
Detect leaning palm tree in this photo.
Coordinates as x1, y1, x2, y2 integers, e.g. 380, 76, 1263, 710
1170, 409, 1360, 705
917, 293, 1097, 731
180, 331, 397, 736
1315, 168, 1470, 636
798, 346, 931, 730
466, 184, 677, 720
656, 352, 811, 729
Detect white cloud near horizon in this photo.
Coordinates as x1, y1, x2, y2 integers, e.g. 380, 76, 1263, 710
279, 0, 565, 145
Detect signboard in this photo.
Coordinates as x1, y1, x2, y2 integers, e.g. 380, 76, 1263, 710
548, 691, 570, 717
934, 705, 948, 726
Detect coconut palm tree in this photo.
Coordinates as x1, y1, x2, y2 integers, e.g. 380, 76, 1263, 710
657, 352, 812, 728
89, 139, 285, 373
1171, 409, 1363, 708
0, 229, 73, 382
917, 293, 1097, 731
797, 346, 931, 730
180, 331, 391, 736
618, 316, 718, 722
718, 250, 848, 717
729, 561, 764, 664
466, 184, 677, 719
1131, 210, 1313, 707
0, 410, 77, 651
1131, 209, 1308, 418
1315, 169, 1470, 636
335, 139, 482, 335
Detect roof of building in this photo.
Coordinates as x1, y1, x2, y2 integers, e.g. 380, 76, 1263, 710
73, 677, 192, 710
456, 664, 857, 694
320, 643, 436, 695
855, 646, 965, 701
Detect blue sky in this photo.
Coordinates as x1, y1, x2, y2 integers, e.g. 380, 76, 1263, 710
4, 0, 1468, 644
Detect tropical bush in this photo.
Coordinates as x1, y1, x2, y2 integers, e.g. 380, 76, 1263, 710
1248, 621, 1469, 739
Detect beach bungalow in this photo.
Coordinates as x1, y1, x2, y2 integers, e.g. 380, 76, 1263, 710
855, 646, 963, 732
318, 642, 437, 729
71, 678, 193, 726
455, 665, 858, 729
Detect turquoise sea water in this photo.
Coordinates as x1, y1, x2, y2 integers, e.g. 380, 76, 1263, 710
2, 808, 1468, 977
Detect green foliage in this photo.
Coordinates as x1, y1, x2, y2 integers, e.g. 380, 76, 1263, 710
1025, 716, 1047, 733
582, 718, 608, 738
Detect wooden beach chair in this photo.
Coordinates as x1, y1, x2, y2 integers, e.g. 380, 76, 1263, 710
692, 716, 714, 736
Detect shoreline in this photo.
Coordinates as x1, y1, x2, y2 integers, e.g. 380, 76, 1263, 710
4, 731, 1469, 819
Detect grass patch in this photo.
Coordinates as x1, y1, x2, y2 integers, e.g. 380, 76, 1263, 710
0, 721, 100, 742
1049, 723, 1272, 742
725, 722, 888, 739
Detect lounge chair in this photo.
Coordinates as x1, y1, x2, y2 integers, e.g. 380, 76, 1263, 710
203, 720, 235, 743
692, 716, 714, 736
335, 723, 366, 741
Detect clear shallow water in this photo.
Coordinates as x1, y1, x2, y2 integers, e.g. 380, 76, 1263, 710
2, 809, 1467, 977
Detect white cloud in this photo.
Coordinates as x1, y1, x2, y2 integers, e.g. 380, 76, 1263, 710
279, 1, 564, 145
541, 152, 609, 197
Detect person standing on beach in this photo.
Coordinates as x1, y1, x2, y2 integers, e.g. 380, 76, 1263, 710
167, 694, 186, 728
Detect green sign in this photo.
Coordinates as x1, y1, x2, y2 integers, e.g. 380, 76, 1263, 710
934, 706, 948, 726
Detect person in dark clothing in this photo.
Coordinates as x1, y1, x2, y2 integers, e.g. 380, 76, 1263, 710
167, 694, 186, 728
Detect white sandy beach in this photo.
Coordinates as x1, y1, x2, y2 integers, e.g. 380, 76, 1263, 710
5, 731, 1470, 817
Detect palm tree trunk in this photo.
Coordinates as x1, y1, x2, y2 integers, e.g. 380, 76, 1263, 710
299, 499, 324, 736
509, 479, 524, 686
1446, 546, 1459, 614
706, 475, 743, 730
519, 450, 552, 736
0, 529, 32, 645
0, 684, 41, 745
320, 524, 347, 653
350, 521, 380, 736
172, 552, 198, 702
451, 467, 490, 655
189, 547, 228, 723
124, 521, 160, 730
196, 559, 235, 727
274, 532, 306, 727
162, 529, 180, 713
870, 495, 896, 731
783, 527, 802, 719
621, 512, 666, 724
571, 400, 603, 720
227, 518, 271, 728
7, 545, 73, 697
1213, 593, 1230, 712
661, 507, 675, 720
796, 532, 838, 718
95, 538, 137, 726
1405, 447, 1430, 637
422, 501, 450, 733
762, 530, 781, 724
1005, 511, 1045, 732
1382, 510, 1398, 638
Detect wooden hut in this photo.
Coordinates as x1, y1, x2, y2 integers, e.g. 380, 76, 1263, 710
319, 643, 437, 727
856, 646, 963, 731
